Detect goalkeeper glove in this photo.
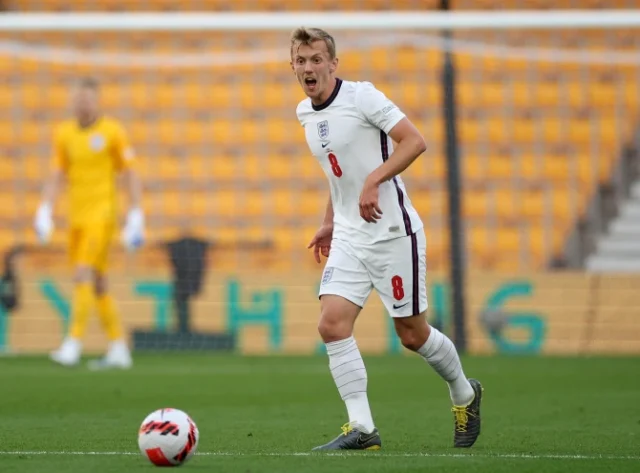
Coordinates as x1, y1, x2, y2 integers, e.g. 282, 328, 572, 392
34, 202, 54, 244
121, 207, 145, 251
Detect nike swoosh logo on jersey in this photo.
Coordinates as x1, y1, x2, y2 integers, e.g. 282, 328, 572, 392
321, 142, 330, 148
393, 302, 409, 309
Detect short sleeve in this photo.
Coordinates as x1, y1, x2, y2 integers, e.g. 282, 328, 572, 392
296, 101, 307, 128
355, 82, 406, 134
112, 122, 136, 171
51, 126, 68, 171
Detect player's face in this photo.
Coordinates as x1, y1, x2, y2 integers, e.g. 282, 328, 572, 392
72, 87, 100, 124
291, 40, 338, 103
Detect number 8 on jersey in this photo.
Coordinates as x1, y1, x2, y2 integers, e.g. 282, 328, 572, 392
328, 152, 342, 177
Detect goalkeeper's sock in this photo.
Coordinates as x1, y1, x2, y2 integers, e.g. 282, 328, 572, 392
96, 294, 124, 341
69, 282, 94, 339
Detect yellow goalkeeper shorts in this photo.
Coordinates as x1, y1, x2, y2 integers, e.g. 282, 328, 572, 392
68, 222, 115, 273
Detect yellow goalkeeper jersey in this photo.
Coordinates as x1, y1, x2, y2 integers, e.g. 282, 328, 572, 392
52, 116, 135, 227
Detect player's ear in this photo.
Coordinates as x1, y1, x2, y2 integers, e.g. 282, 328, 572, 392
329, 57, 339, 74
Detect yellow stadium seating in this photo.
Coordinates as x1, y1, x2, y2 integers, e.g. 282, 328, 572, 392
0, 1, 637, 273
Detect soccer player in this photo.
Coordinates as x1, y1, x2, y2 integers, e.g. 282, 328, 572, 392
291, 27, 483, 450
34, 77, 144, 370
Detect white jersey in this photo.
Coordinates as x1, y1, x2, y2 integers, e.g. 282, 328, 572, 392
296, 78, 424, 245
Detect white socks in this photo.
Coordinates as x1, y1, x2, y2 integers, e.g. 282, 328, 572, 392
325, 330, 472, 432
417, 327, 475, 406
326, 336, 375, 433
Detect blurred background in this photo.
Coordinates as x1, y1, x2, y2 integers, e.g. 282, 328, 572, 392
0, 0, 639, 357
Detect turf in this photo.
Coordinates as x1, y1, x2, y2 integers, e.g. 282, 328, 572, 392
0, 354, 638, 473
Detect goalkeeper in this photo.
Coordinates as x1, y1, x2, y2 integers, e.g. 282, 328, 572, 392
34, 77, 144, 370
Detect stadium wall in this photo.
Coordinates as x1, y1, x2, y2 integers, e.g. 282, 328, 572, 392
1, 271, 639, 356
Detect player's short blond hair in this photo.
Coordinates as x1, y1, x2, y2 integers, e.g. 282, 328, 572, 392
290, 27, 336, 60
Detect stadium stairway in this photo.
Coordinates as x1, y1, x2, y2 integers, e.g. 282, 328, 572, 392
586, 180, 640, 273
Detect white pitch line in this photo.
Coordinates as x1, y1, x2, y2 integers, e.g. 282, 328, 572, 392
0, 451, 638, 461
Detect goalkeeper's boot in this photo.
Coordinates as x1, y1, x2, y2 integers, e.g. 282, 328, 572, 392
452, 378, 483, 448
312, 423, 381, 451
87, 341, 132, 371
49, 337, 81, 367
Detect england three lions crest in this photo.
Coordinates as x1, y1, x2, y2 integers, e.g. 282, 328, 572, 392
317, 121, 329, 140
89, 133, 106, 151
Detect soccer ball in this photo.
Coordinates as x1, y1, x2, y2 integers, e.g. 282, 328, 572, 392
138, 408, 199, 466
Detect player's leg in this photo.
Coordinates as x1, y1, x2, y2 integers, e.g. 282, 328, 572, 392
94, 273, 124, 343
312, 239, 381, 451
394, 314, 482, 447
87, 271, 132, 370
88, 222, 132, 370
68, 265, 95, 341
50, 228, 94, 367
50, 265, 93, 366
371, 230, 482, 448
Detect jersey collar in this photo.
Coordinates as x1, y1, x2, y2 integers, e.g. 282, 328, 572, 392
312, 78, 343, 112
77, 115, 103, 130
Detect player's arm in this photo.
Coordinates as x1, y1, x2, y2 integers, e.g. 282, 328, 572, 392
34, 128, 67, 243
367, 118, 426, 186
121, 168, 145, 251
40, 169, 65, 208
308, 195, 334, 263
360, 119, 426, 223
356, 83, 426, 223
322, 195, 334, 227
122, 167, 142, 209
34, 170, 64, 243
114, 124, 145, 250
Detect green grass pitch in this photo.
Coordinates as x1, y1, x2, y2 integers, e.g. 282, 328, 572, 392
1, 354, 638, 473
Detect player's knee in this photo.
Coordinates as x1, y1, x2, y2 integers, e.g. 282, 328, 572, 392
395, 315, 431, 352
318, 307, 355, 342
94, 274, 108, 295
318, 315, 352, 342
399, 331, 428, 352
74, 266, 93, 284
318, 295, 359, 342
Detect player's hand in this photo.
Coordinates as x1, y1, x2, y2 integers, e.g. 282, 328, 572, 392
307, 223, 333, 264
359, 176, 383, 223
34, 202, 54, 244
121, 207, 145, 252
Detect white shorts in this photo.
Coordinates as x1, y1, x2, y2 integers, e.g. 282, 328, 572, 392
318, 230, 428, 318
